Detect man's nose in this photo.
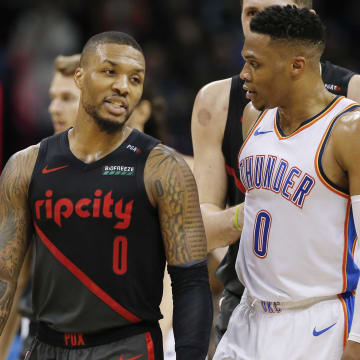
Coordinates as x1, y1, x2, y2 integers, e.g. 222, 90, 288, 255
49, 98, 61, 114
240, 63, 251, 81
112, 75, 129, 95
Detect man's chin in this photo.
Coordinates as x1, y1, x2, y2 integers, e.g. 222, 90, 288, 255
94, 116, 126, 134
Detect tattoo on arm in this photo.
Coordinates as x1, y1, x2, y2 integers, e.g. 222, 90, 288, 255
145, 146, 207, 265
0, 146, 37, 333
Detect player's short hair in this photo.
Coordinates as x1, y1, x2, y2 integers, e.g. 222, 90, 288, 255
250, 5, 325, 53
80, 31, 143, 66
240, 0, 312, 10
54, 54, 80, 76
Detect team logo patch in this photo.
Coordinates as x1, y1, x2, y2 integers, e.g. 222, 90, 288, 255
103, 165, 135, 176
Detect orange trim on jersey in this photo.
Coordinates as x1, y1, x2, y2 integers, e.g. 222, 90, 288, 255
274, 96, 344, 140
342, 200, 352, 293
238, 110, 268, 163
352, 236, 358, 257
314, 103, 358, 198
337, 294, 348, 349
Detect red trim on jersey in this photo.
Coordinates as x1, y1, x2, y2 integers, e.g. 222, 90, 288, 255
225, 165, 246, 194
145, 331, 155, 360
33, 220, 141, 323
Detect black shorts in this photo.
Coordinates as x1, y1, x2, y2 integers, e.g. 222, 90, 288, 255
25, 322, 163, 360
214, 289, 241, 346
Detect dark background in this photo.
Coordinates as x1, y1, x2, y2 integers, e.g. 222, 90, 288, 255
0, 0, 359, 168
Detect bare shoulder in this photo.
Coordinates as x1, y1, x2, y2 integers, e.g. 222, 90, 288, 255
347, 74, 360, 103
144, 144, 194, 206
333, 107, 360, 134
331, 107, 360, 167
192, 77, 232, 142
242, 102, 261, 138
0, 144, 40, 198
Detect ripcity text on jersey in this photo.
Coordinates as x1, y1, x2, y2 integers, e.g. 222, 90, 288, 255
236, 96, 360, 304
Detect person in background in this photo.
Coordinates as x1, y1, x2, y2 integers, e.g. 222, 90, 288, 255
0, 53, 81, 360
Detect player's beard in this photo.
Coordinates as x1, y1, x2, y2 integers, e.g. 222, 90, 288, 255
83, 100, 129, 134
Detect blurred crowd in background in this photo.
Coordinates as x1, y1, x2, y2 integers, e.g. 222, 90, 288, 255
0, 0, 359, 166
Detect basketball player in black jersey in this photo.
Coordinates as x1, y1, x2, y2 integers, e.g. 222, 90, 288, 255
191, 0, 360, 358
0, 31, 212, 360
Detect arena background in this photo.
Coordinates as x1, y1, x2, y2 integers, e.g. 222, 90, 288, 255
0, 0, 359, 168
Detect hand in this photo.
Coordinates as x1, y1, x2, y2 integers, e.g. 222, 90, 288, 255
341, 340, 360, 360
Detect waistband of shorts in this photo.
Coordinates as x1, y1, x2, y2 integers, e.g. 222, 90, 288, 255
37, 321, 160, 348
245, 291, 341, 312
29, 321, 38, 336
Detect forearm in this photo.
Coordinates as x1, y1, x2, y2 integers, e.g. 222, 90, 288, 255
169, 261, 213, 360
0, 279, 17, 336
349, 284, 360, 342
0, 249, 32, 357
201, 203, 243, 252
0, 282, 21, 360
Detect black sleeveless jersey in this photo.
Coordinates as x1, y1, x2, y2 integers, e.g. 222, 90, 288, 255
28, 129, 165, 333
217, 61, 357, 297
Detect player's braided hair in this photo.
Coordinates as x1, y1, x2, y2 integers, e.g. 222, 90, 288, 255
250, 5, 326, 48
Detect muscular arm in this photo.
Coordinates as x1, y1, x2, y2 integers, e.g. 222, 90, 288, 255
332, 109, 360, 359
0, 249, 32, 360
191, 79, 244, 251
144, 144, 207, 264
0, 146, 37, 335
144, 145, 212, 359
347, 75, 360, 103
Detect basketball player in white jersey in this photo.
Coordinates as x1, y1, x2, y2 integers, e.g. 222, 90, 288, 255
214, 5, 360, 360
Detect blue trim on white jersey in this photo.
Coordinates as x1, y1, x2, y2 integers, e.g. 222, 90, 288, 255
346, 207, 360, 293
341, 292, 355, 335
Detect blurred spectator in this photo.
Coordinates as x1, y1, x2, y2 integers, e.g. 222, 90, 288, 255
1, 0, 359, 168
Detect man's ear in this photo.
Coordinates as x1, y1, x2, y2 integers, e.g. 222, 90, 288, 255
74, 67, 83, 90
291, 56, 306, 77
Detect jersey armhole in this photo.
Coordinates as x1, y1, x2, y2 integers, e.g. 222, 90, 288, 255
315, 104, 360, 197
28, 139, 48, 199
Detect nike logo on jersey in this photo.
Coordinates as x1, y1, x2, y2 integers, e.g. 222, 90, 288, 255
42, 165, 69, 174
119, 355, 143, 360
313, 322, 336, 336
254, 128, 273, 136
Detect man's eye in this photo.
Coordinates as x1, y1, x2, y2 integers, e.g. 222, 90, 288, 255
131, 77, 141, 84
103, 69, 115, 75
247, 10, 258, 17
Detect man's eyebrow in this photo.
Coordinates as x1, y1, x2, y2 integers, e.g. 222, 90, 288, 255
101, 59, 145, 73
102, 59, 117, 66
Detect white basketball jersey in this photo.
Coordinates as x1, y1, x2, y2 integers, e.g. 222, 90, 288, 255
237, 96, 360, 301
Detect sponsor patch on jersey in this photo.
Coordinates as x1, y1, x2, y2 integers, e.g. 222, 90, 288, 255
103, 165, 135, 176
324, 83, 342, 93
126, 144, 143, 154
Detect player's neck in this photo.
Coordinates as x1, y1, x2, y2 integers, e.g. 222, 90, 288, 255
277, 81, 335, 136
68, 110, 131, 164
